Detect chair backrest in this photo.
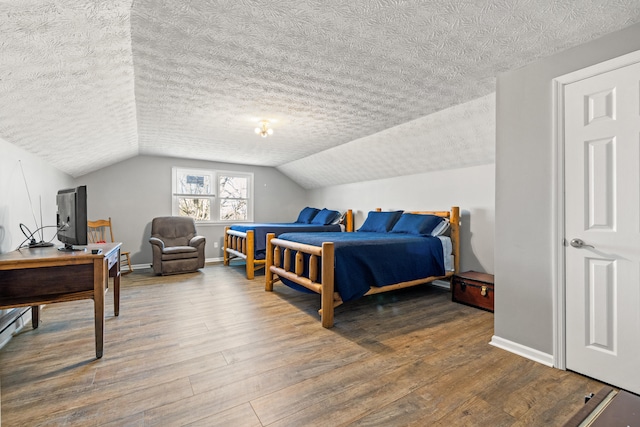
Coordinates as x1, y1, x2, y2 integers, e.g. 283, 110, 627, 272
151, 216, 197, 247
87, 218, 115, 244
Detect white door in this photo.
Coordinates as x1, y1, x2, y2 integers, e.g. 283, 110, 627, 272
564, 61, 640, 393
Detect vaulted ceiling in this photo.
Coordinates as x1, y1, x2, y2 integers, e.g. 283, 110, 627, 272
1, 1, 639, 188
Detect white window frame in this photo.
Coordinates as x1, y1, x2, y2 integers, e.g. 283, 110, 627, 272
172, 167, 254, 223
215, 169, 254, 223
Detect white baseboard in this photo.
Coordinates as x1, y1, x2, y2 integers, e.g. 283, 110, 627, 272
430, 279, 451, 290
490, 335, 554, 367
127, 263, 148, 272
129, 257, 224, 272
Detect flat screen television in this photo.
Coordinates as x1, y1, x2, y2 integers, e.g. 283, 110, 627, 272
56, 185, 87, 251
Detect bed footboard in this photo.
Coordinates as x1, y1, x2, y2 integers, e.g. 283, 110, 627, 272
224, 227, 264, 279
265, 232, 337, 327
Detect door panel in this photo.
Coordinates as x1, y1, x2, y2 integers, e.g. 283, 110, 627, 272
586, 137, 614, 230
586, 258, 615, 352
564, 61, 640, 393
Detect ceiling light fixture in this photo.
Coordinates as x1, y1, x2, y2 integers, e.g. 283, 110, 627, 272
255, 120, 274, 138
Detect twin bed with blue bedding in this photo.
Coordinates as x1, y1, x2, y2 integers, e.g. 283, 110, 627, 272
265, 207, 460, 327
223, 207, 353, 279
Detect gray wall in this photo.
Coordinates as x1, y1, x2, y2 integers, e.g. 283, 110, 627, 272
309, 163, 495, 274
0, 137, 74, 345
495, 23, 640, 355
76, 155, 308, 266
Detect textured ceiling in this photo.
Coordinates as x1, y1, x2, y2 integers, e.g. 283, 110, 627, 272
1, 1, 639, 187
280, 93, 496, 189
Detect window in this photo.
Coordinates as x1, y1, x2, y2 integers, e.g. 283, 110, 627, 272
172, 168, 214, 221
218, 173, 251, 221
172, 167, 253, 222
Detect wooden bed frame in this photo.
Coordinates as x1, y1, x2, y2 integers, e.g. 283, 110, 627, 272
223, 209, 354, 279
265, 207, 460, 328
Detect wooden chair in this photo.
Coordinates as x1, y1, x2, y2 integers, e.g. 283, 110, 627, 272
87, 217, 133, 274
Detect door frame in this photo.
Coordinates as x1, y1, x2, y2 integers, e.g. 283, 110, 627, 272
552, 50, 640, 370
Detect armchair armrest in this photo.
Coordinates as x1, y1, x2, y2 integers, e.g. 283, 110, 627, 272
149, 237, 165, 249
189, 235, 206, 248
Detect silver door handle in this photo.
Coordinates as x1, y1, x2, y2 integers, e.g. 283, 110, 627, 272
570, 238, 594, 249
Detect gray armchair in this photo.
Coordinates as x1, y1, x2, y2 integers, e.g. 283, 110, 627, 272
149, 216, 206, 275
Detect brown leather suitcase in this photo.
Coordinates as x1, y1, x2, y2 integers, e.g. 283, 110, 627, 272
451, 271, 494, 312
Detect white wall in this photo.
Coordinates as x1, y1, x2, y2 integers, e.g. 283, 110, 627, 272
77, 155, 308, 266
495, 22, 640, 357
309, 164, 495, 274
0, 137, 74, 346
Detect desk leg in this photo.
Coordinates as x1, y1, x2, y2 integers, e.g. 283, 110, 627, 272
108, 248, 121, 317
113, 261, 120, 317
31, 305, 39, 329
93, 258, 106, 359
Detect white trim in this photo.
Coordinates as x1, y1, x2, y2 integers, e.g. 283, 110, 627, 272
130, 258, 224, 272
490, 335, 554, 367
554, 50, 640, 84
553, 77, 566, 370
127, 263, 148, 272
430, 279, 451, 290
552, 49, 640, 370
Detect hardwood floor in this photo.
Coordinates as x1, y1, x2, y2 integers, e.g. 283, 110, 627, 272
0, 264, 604, 426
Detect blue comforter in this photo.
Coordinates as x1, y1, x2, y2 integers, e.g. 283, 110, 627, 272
275, 231, 445, 302
230, 223, 342, 260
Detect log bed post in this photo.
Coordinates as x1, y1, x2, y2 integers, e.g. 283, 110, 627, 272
246, 230, 255, 279
320, 241, 335, 328
265, 233, 275, 291
223, 226, 230, 265
345, 209, 354, 232
450, 206, 460, 274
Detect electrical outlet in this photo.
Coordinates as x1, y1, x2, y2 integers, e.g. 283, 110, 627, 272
213, 242, 219, 248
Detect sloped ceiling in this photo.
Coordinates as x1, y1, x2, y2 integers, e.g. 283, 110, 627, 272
1, 1, 639, 188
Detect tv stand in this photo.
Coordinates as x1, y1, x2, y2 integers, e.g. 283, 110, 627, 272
0, 242, 121, 358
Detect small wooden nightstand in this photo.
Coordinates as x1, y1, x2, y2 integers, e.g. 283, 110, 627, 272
451, 271, 494, 312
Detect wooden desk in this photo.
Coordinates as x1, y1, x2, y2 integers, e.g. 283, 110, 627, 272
0, 243, 121, 358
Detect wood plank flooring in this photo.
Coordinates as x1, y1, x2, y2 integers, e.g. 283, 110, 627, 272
0, 264, 604, 426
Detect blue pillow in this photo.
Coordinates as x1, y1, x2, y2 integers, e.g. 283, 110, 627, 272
390, 213, 444, 236
296, 207, 320, 224
357, 210, 403, 233
311, 208, 341, 225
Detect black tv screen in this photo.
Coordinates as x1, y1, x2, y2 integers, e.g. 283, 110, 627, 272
56, 185, 87, 251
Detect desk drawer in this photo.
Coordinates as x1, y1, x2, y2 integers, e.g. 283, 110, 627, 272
0, 264, 94, 300
105, 250, 119, 270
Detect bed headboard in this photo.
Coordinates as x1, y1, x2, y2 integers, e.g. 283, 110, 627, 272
374, 207, 460, 274
410, 207, 460, 274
